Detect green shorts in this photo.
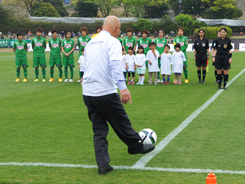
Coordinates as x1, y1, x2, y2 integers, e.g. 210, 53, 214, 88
63, 57, 75, 68
183, 61, 188, 68
15, 57, 28, 68
49, 58, 62, 67
33, 57, 47, 68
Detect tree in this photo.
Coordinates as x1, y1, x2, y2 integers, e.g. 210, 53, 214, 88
120, 0, 131, 17
0, 5, 10, 26
144, 3, 168, 18
43, 0, 69, 17
170, 0, 209, 16
74, 0, 98, 17
33, 2, 60, 17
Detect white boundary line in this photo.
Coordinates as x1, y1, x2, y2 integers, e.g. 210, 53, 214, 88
133, 68, 245, 168
0, 162, 245, 175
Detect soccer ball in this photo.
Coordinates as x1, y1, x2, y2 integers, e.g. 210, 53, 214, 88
139, 128, 157, 145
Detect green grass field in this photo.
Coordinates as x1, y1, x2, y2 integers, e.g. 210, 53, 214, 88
0, 51, 245, 183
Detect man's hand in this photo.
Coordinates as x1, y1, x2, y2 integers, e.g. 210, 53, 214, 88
149, 61, 152, 65
229, 58, 232, 64
120, 89, 132, 104
194, 56, 196, 61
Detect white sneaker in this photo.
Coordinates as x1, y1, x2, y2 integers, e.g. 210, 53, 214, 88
64, 79, 68, 82
161, 79, 163, 83
157, 79, 161, 83
69, 79, 73, 82
77, 79, 81, 82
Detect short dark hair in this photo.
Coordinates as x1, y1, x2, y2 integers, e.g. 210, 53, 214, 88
220, 27, 227, 33
51, 28, 58, 34
164, 44, 170, 49
149, 42, 156, 46
128, 46, 134, 51
96, 25, 102, 30
159, 29, 164, 33
137, 45, 144, 53
141, 29, 149, 36
126, 28, 134, 33
175, 43, 181, 48
80, 27, 88, 33
17, 32, 24, 38
36, 28, 43, 33
177, 27, 184, 32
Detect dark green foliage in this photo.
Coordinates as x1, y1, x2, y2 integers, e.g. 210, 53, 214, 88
33, 2, 60, 17
144, 4, 168, 18
193, 26, 232, 39
43, 0, 69, 17
74, 0, 98, 17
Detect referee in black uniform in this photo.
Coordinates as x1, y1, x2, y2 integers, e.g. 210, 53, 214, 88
213, 28, 232, 89
193, 29, 209, 83
212, 31, 221, 83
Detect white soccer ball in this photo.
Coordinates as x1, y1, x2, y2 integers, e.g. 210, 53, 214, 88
139, 128, 157, 145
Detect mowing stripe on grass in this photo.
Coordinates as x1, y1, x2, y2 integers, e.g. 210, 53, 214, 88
0, 162, 245, 175
133, 68, 245, 168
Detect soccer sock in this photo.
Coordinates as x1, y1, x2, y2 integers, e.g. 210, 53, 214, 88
202, 70, 206, 81
221, 70, 224, 82
64, 67, 68, 79
42, 68, 46, 79
16, 68, 20, 78
167, 76, 170, 82
70, 67, 74, 79
59, 67, 63, 78
217, 74, 222, 87
184, 68, 188, 79
142, 76, 145, 83
50, 68, 54, 78
162, 76, 165, 82
214, 70, 217, 81
23, 68, 27, 78
157, 72, 160, 80
224, 74, 229, 87
35, 68, 39, 79
139, 76, 142, 82
197, 70, 201, 81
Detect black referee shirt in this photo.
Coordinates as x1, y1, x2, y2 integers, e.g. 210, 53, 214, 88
193, 38, 209, 54
214, 37, 232, 55
212, 38, 218, 49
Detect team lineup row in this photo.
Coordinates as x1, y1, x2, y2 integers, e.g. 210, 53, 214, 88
13, 26, 232, 89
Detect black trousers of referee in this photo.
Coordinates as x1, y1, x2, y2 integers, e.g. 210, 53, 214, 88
83, 93, 142, 166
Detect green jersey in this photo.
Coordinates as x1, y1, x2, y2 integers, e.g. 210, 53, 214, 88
77, 35, 91, 56
174, 36, 188, 58
32, 36, 46, 57
137, 37, 152, 55
62, 38, 75, 58
155, 38, 168, 55
49, 38, 62, 58
13, 40, 28, 57
118, 37, 122, 44
123, 36, 137, 53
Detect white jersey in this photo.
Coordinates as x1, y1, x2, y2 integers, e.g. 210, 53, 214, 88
172, 51, 186, 73
126, 54, 136, 72
122, 55, 127, 72
135, 54, 146, 70
147, 50, 160, 72
78, 55, 85, 72
160, 53, 172, 75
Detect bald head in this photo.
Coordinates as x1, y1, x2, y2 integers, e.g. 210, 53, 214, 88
103, 16, 120, 38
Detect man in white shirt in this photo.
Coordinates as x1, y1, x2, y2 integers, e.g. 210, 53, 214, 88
82, 16, 155, 175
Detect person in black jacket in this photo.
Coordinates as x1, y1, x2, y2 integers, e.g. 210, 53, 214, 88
193, 29, 209, 83
213, 28, 232, 89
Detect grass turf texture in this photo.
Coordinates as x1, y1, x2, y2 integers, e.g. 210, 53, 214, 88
0, 51, 245, 183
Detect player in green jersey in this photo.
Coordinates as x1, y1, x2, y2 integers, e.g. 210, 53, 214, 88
118, 37, 122, 44
174, 27, 189, 83
156, 29, 168, 82
32, 28, 47, 82
122, 28, 137, 54
77, 27, 91, 57
62, 31, 75, 82
13, 32, 28, 82
137, 29, 151, 55
48, 28, 62, 82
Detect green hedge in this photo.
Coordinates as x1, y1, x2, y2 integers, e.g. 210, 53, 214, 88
194, 26, 232, 39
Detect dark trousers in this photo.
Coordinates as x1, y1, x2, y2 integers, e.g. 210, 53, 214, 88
83, 93, 141, 166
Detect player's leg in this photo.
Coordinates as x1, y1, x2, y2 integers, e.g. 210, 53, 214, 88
223, 56, 230, 89
132, 72, 135, 84
215, 56, 223, 89
178, 73, 182, 84
63, 57, 68, 82
40, 57, 47, 82
157, 58, 161, 82
22, 57, 28, 82
15, 58, 21, 82
127, 72, 131, 84
49, 58, 55, 82
167, 75, 170, 84
154, 72, 158, 85
202, 67, 206, 83
183, 64, 188, 83
68, 58, 75, 82
162, 74, 165, 84
174, 73, 178, 84
56, 58, 63, 82
197, 67, 201, 83
33, 57, 40, 82
148, 72, 153, 84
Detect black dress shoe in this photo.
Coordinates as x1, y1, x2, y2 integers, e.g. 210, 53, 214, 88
218, 86, 223, 90
128, 144, 155, 154
98, 164, 113, 174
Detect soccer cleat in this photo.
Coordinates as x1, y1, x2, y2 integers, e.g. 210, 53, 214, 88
174, 80, 178, 85
140, 82, 144, 85
58, 78, 63, 82
49, 78, 54, 82
185, 79, 189, 83
218, 86, 223, 90
163, 82, 166, 85
128, 143, 155, 154
69, 79, 73, 82
132, 81, 135, 85
178, 81, 181, 84
64, 79, 68, 82
15, 78, 20, 82
98, 164, 114, 174
42, 79, 46, 82
198, 80, 202, 83
160, 79, 163, 83
23, 78, 27, 82
77, 79, 81, 83
128, 81, 131, 85
136, 82, 141, 85
166, 81, 169, 85
223, 86, 227, 90
202, 80, 205, 84
34, 79, 39, 82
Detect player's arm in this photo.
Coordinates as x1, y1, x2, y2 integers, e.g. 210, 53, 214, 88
133, 39, 137, 51
77, 38, 80, 49
182, 39, 188, 52
68, 41, 75, 55
31, 39, 35, 49
25, 42, 28, 52
43, 39, 46, 49
229, 40, 232, 63
48, 40, 51, 50
13, 42, 16, 52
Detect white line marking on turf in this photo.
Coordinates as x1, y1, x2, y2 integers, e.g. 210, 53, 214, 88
133, 68, 245, 168
0, 162, 245, 175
